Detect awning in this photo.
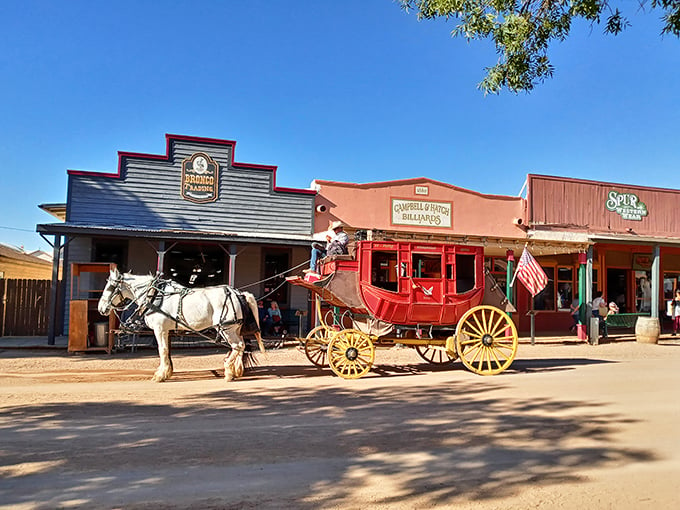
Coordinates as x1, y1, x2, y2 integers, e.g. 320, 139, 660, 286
36, 222, 314, 247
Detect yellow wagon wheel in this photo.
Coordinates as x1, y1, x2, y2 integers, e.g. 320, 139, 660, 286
327, 329, 375, 379
304, 325, 332, 367
455, 305, 518, 376
415, 344, 457, 364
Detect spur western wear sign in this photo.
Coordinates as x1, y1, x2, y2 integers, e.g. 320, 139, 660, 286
605, 190, 648, 221
181, 152, 219, 203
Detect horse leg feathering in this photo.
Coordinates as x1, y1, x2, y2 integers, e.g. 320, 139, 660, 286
221, 328, 245, 381
151, 326, 173, 382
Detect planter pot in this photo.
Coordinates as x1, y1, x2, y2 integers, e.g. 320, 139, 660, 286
635, 317, 660, 344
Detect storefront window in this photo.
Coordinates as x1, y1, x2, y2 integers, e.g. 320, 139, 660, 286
484, 256, 508, 296
664, 274, 679, 300
557, 267, 573, 311
635, 271, 652, 313
533, 267, 555, 311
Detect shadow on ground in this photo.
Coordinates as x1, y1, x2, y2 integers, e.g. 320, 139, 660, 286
0, 373, 653, 509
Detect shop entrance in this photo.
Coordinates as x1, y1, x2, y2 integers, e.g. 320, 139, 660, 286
607, 268, 628, 312
165, 244, 226, 287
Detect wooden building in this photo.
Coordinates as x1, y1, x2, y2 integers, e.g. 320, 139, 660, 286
0, 244, 52, 280
524, 174, 680, 335
311, 175, 680, 337
38, 134, 318, 343
36, 133, 680, 342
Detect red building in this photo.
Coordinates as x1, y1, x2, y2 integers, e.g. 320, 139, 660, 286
311, 174, 680, 338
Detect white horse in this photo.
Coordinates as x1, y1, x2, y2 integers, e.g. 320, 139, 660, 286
98, 268, 265, 382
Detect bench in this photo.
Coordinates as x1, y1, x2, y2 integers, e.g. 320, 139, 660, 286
604, 312, 649, 331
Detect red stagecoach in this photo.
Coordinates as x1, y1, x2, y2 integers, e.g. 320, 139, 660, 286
287, 238, 518, 379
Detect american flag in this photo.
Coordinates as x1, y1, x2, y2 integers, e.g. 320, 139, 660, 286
511, 249, 548, 296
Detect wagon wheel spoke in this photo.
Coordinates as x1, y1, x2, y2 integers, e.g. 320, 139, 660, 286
415, 344, 457, 364
304, 326, 331, 367
456, 306, 518, 376
327, 329, 375, 379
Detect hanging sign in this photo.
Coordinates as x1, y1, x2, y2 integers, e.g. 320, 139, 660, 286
391, 198, 452, 228
632, 253, 652, 271
181, 152, 219, 203
605, 190, 648, 221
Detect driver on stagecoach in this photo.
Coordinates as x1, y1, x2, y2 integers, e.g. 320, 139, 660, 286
304, 221, 349, 276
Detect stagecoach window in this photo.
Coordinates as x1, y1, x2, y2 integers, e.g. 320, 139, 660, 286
455, 254, 476, 294
412, 253, 441, 279
372, 251, 398, 292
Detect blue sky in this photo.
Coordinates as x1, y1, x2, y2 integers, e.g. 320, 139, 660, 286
1, 1, 679, 251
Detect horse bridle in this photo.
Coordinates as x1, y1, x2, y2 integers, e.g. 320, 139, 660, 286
104, 274, 134, 311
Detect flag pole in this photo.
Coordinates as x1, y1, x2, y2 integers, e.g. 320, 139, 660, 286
509, 242, 529, 288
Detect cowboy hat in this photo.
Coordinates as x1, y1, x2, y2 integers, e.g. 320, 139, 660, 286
329, 220, 344, 230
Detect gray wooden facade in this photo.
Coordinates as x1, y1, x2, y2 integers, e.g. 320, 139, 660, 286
39, 134, 319, 341
67, 134, 315, 235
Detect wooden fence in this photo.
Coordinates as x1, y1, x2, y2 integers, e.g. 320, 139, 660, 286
0, 279, 55, 336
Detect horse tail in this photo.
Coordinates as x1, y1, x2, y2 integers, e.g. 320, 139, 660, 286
243, 291, 266, 353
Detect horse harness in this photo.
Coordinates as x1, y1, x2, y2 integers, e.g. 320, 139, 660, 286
116, 276, 259, 342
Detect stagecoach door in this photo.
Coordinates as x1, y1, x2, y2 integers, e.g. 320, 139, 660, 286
409, 245, 444, 322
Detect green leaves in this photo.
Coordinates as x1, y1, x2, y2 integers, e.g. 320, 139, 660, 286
399, 0, 680, 93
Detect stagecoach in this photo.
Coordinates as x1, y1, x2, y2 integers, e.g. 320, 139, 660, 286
287, 238, 518, 379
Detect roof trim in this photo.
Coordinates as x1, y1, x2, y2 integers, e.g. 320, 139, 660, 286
38, 203, 67, 221
587, 233, 680, 247
312, 177, 524, 201
528, 173, 680, 194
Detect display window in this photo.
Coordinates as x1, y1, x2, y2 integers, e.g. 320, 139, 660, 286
635, 270, 652, 313
664, 273, 680, 300
556, 267, 574, 311
531, 264, 577, 312
533, 267, 555, 311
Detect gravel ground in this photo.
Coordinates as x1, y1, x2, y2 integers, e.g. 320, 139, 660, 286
1, 337, 679, 509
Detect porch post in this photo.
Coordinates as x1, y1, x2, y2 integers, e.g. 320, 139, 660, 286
156, 241, 166, 276
228, 244, 237, 287
47, 235, 62, 345
586, 246, 594, 343
651, 244, 660, 319
578, 251, 587, 341
506, 249, 514, 318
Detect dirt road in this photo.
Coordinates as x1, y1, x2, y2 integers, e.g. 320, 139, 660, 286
1, 340, 679, 509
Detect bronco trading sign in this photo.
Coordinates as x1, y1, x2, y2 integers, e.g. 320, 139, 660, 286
181, 152, 219, 203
